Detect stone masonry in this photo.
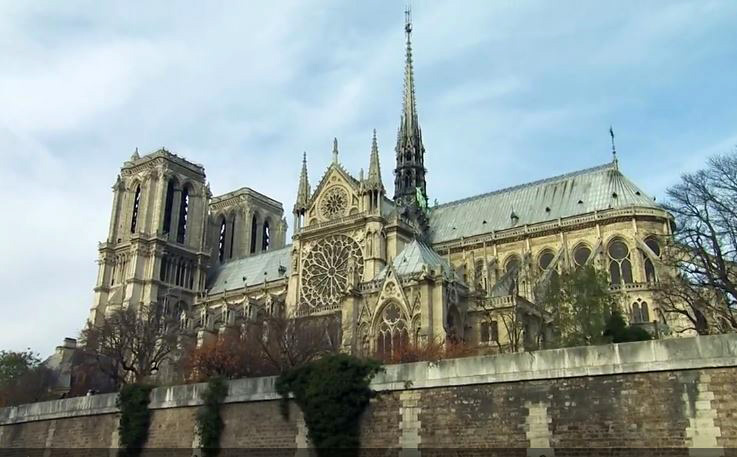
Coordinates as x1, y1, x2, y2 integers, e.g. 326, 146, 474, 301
1, 335, 736, 455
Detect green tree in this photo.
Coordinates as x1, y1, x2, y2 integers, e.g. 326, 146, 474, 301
541, 265, 621, 347
0, 349, 40, 387
0, 349, 55, 407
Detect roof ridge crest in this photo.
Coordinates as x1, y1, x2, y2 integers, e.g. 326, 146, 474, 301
433, 161, 616, 210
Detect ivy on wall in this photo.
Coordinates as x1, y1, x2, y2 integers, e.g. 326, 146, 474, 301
276, 354, 383, 455
196, 376, 229, 457
116, 383, 153, 457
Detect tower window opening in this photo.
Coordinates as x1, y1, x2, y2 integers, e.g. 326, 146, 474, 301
229, 218, 236, 258
159, 256, 168, 281
176, 187, 189, 243
218, 218, 227, 262
250, 214, 258, 254
163, 180, 175, 234
130, 185, 141, 233
262, 221, 271, 251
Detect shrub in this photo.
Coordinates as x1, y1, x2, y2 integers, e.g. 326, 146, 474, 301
276, 354, 383, 455
196, 377, 228, 457
117, 383, 153, 456
604, 309, 653, 343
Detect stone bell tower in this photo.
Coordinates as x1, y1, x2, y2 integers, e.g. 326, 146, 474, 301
89, 148, 211, 326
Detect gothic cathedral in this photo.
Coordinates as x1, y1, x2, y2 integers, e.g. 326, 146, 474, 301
89, 14, 674, 357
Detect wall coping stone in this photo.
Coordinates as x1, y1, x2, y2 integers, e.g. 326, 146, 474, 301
1, 334, 735, 426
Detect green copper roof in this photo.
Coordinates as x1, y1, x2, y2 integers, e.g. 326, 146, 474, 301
207, 246, 291, 294
428, 161, 660, 244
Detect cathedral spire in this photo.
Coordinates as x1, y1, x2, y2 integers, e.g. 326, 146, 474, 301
294, 152, 311, 214
366, 129, 384, 191
332, 137, 339, 164
394, 5, 427, 208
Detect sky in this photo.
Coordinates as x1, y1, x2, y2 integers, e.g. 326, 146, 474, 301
1, 0, 736, 358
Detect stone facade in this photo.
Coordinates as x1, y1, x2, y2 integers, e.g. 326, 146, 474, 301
87, 13, 677, 356
2, 335, 736, 453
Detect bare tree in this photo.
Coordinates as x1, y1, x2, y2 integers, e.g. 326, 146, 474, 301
81, 304, 179, 386
259, 315, 341, 373
658, 151, 737, 333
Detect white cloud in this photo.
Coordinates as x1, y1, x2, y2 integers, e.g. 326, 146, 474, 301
1, 0, 736, 356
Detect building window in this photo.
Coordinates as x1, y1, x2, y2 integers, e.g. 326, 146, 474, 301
176, 187, 189, 244
250, 214, 258, 254
159, 255, 168, 281
475, 259, 485, 291
631, 300, 650, 323
505, 255, 521, 274
480, 320, 498, 344
573, 244, 592, 268
538, 249, 555, 272
608, 239, 633, 284
130, 185, 141, 233
218, 218, 227, 262
262, 220, 270, 251
229, 216, 236, 258
643, 237, 660, 283
162, 180, 175, 234
375, 302, 408, 361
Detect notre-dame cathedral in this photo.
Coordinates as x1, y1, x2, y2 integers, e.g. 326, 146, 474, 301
88, 14, 673, 357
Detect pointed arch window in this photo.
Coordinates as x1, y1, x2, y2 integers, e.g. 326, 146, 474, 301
642, 237, 660, 283
229, 216, 236, 258
250, 214, 258, 254
176, 187, 189, 243
218, 217, 227, 262
375, 302, 408, 361
130, 185, 141, 233
162, 180, 175, 234
538, 249, 555, 272
262, 220, 271, 251
159, 255, 168, 281
573, 244, 591, 269
504, 255, 521, 274
608, 239, 633, 284
631, 300, 650, 323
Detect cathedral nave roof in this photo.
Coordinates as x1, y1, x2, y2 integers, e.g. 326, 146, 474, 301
427, 161, 660, 244
206, 245, 291, 294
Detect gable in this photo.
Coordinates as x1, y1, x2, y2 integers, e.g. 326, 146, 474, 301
306, 165, 361, 225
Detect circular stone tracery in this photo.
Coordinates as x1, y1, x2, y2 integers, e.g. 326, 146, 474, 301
301, 234, 364, 311
319, 186, 349, 220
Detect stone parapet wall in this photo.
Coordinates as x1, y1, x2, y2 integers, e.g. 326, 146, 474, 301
1, 335, 736, 453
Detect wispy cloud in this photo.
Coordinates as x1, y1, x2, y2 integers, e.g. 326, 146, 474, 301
1, 0, 736, 356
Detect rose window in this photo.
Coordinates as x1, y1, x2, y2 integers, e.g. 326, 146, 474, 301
301, 234, 364, 311
319, 186, 349, 220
